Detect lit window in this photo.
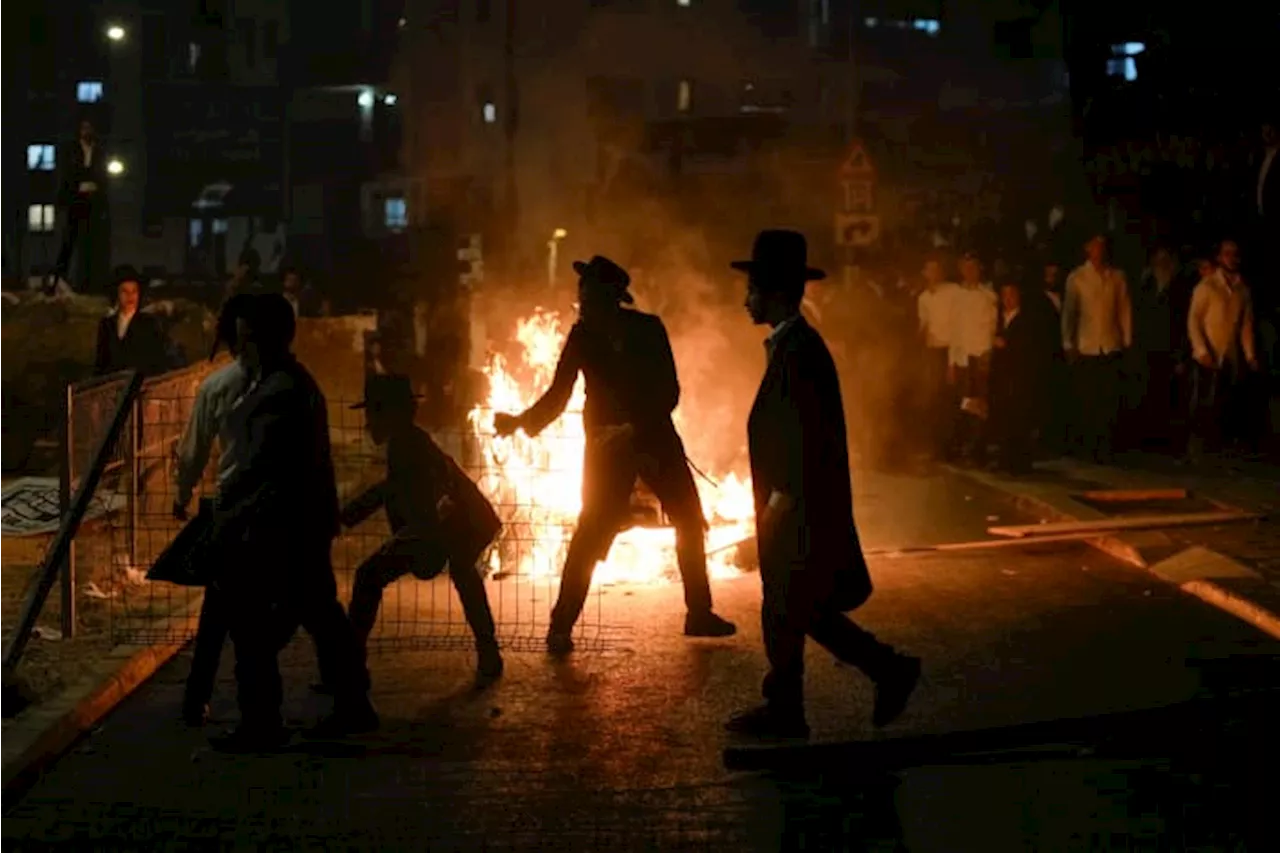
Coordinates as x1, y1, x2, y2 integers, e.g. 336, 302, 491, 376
188, 42, 202, 72
77, 81, 105, 103
1115, 42, 1145, 56
1106, 58, 1137, 81
27, 144, 55, 171
212, 218, 229, 234
677, 0, 692, 6
385, 197, 408, 230
677, 80, 692, 113
864, 17, 878, 27
482, 102, 497, 124
913, 18, 940, 35
188, 220, 204, 248
28, 204, 55, 233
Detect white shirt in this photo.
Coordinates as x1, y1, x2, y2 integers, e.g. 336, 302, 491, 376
1062, 262, 1132, 355
949, 283, 998, 367
1188, 270, 1257, 368
116, 310, 135, 340
1260, 147, 1278, 216
917, 282, 960, 349
172, 359, 252, 507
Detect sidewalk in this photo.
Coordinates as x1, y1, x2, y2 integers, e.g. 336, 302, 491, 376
951, 451, 1280, 640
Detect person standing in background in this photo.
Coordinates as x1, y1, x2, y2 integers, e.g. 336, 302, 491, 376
947, 251, 999, 467
51, 119, 110, 293
915, 253, 960, 462
93, 265, 170, 377
1062, 231, 1133, 462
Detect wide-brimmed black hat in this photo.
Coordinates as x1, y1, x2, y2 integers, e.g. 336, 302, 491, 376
572, 255, 634, 304
730, 230, 826, 282
112, 264, 142, 288
350, 374, 424, 411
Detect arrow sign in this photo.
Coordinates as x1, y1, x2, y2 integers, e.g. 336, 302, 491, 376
835, 213, 881, 247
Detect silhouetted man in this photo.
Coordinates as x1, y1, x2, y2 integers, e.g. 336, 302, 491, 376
728, 230, 919, 739
52, 119, 109, 292
210, 294, 376, 751
494, 255, 735, 653
343, 374, 504, 684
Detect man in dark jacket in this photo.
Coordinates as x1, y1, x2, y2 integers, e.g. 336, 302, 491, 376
52, 119, 110, 292
494, 256, 735, 653
93, 265, 170, 377
727, 230, 920, 740
343, 374, 504, 683
992, 283, 1049, 473
210, 294, 376, 751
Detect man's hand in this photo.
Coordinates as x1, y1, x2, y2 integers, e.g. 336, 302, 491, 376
493, 412, 522, 437
436, 495, 456, 520
172, 501, 188, 522
1194, 351, 1215, 369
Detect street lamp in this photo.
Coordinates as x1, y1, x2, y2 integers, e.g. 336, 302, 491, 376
383, 93, 397, 106
106, 24, 126, 42
357, 90, 375, 109
106, 158, 125, 176
547, 229, 568, 287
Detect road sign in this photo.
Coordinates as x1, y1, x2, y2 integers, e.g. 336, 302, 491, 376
838, 141, 875, 179
835, 213, 881, 247
841, 179, 875, 214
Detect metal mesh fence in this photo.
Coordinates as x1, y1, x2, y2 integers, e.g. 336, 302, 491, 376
69, 374, 622, 651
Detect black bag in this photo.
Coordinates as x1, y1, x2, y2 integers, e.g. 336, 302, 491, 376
146, 499, 221, 587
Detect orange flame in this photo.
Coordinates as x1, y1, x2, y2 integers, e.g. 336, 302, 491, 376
467, 308, 755, 584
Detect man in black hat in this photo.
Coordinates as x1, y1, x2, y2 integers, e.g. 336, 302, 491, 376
210, 293, 376, 750
728, 230, 920, 739
342, 374, 504, 683
494, 255, 736, 653
93, 265, 170, 377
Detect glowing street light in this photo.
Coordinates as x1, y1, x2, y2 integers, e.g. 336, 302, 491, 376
547, 229, 568, 286
383, 93, 397, 106
106, 24, 126, 42
553, 228, 568, 240
106, 158, 125, 176
357, 90, 375, 108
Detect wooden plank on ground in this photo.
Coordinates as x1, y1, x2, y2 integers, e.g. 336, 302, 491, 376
1078, 488, 1188, 502
988, 511, 1263, 539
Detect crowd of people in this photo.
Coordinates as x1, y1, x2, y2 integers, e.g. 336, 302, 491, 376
815, 226, 1273, 474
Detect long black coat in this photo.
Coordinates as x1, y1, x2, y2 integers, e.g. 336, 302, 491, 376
747, 317, 872, 612
992, 308, 1049, 431
93, 312, 169, 377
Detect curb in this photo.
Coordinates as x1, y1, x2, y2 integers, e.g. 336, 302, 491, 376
946, 464, 1280, 644
2, 614, 196, 797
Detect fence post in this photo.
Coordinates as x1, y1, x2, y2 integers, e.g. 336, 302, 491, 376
127, 397, 140, 568
59, 383, 76, 639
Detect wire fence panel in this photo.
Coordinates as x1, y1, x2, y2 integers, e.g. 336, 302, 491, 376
70, 376, 622, 651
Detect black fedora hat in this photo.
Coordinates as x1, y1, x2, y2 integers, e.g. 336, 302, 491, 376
350, 374, 424, 411
730, 230, 826, 282
572, 255, 634, 304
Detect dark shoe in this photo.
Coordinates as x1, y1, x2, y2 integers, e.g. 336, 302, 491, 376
309, 682, 334, 696
209, 725, 292, 753
684, 611, 737, 638
477, 644, 504, 684
181, 702, 209, 728
546, 631, 575, 655
303, 704, 380, 740
725, 704, 810, 740
873, 655, 921, 728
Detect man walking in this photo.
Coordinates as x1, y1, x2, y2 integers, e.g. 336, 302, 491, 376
210, 294, 376, 751
342, 374, 504, 684
727, 230, 920, 739
494, 256, 735, 653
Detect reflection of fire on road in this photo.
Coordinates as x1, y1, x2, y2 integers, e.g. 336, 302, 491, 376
467, 308, 755, 585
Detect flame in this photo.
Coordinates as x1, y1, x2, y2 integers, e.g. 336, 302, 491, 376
467, 308, 755, 585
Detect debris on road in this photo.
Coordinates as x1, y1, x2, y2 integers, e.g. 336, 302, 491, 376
988, 511, 1264, 539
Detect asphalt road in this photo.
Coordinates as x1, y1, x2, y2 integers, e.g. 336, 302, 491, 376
5, 469, 1279, 851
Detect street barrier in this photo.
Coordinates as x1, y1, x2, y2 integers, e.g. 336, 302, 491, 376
63, 372, 616, 652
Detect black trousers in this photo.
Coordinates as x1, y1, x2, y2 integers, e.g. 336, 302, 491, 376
348, 533, 497, 650
550, 431, 711, 634
921, 347, 951, 459
224, 542, 370, 732
53, 202, 106, 292
760, 560, 896, 712
183, 583, 341, 712
1072, 353, 1122, 459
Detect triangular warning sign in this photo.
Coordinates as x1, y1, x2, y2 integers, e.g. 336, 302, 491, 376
839, 142, 874, 178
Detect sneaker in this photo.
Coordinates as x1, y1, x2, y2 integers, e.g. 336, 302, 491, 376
181, 702, 209, 728
725, 704, 810, 740
684, 611, 737, 638
872, 655, 921, 728
303, 703, 380, 740
477, 644, 504, 684
209, 725, 292, 753
546, 631, 575, 655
